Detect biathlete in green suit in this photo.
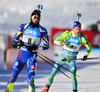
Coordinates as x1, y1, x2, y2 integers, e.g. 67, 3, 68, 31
41, 21, 92, 92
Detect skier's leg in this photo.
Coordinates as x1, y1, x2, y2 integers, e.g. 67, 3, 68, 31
27, 64, 36, 92
46, 54, 64, 86
27, 53, 37, 92
41, 63, 62, 92
68, 60, 77, 91
46, 63, 61, 86
5, 83, 14, 92
41, 54, 64, 92
5, 50, 25, 92
61, 53, 77, 91
5, 60, 25, 92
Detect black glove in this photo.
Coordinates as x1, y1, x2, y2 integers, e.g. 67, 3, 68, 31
81, 55, 88, 61
26, 45, 36, 52
43, 35, 51, 39
64, 42, 70, 45
62, 58, 70, 63
18, 40, 24, 46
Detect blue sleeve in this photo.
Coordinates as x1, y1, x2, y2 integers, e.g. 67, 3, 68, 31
42, 27, 48, 37
12, 24, 25, 44
42, 38, 49, 50
39, 26, 49, 50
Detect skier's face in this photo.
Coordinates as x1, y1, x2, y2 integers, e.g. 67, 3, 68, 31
32, 15, 40, 24
73, 27, 81, 35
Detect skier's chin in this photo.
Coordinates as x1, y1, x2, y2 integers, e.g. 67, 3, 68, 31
34, 22, 38, 24
76, 32, 80, 35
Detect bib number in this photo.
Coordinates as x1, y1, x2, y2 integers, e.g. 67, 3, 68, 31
28, 38, 35, 44
66, 44, 77, 49
24, 36, 36, 45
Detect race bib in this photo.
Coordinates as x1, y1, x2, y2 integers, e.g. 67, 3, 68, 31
22, 35, 40, 45
63, 43, 81, 52
24, 36, 36, 44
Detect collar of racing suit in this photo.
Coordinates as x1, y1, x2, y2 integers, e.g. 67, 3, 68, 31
29, 21, 39, 27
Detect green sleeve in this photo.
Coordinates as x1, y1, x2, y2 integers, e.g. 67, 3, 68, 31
82, 35, 92, 56
54, 30, 69, 45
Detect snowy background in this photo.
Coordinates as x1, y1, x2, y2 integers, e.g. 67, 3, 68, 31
0, 0, 100, 35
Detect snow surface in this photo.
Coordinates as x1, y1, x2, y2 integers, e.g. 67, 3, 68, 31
0, 0, 100, 35
0, 50, 100, 92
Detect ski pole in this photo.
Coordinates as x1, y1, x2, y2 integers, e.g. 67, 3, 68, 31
18, 42, 79, 77
38, 54, 73, 80
33, 50, 80, 77
62, 57, 100, 61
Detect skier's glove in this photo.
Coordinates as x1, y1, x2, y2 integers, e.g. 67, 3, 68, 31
81, 55, 88, 61
64, 42, 70, 45
26, 45, 37, 52
62, 58, 70, 63
43, 35, 51, 39
61, 41, 70, 45
18, 40, 24, 46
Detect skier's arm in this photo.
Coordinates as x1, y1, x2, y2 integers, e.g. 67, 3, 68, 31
82, 35, 92, 56
38, 28, 49, 50
54, 31, 69, 45
39, 36, 49, 50
12, 24, 24, 45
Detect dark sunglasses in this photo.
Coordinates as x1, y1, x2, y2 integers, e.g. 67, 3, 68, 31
32, 15, 40, 19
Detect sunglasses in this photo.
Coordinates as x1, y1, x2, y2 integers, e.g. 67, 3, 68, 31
31, 15, 40, 19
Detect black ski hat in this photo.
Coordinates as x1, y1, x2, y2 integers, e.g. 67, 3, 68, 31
30, 10, 41, 20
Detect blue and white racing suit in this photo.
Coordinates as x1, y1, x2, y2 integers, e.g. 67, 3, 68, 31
5, 23, 49, 92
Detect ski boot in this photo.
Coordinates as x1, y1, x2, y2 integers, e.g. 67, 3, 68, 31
41, 85, 50, 92
73, 90, 77, 92
5, 89, 7, 92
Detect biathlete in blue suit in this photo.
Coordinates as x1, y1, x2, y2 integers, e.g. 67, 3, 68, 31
5, 9, 49, 92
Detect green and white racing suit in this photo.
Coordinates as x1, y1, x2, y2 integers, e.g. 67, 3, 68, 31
46, 30, 92, 90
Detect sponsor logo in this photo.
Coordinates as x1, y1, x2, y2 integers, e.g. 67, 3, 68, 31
31, 65, 36, 69
27, 30, 36, 34
62, 48, 78, 55
15, 62, 19, 66
70, 38, 78, 43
